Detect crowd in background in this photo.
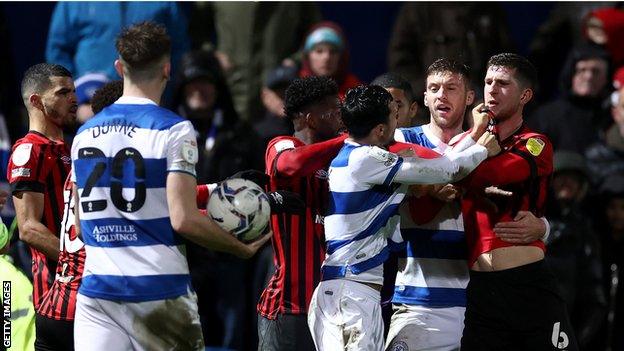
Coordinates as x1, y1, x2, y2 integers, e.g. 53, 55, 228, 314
0, 2, 623, 350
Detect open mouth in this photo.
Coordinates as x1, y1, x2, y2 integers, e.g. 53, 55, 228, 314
435, 105, 451, 113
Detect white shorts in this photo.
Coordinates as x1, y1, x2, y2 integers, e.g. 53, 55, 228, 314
385, 304, 465, 351
308, 279, 384, 351
74, 291, 204, 351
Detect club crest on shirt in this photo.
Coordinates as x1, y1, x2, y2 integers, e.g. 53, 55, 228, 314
526, 137, 545, 156
369, 146, 398, 166
61, 155, 71, 164
12, 143, 33, 166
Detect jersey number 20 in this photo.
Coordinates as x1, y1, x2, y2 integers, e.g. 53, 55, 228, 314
78, 147, 146, 213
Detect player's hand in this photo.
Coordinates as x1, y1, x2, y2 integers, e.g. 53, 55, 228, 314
268, 191, 305, 214
494, 211, 546, 244
477, 131, 501, 157
470, 103, 490, 140
228, 170, 270, 188
429, 184, 459, 202
239, 230, 273, 259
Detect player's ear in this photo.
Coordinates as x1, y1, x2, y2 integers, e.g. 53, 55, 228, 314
409, 100, 418, 118
29, 94, 43, 112
423, 92, 428, 107
304, 112, 315, 128
520, 88, 533, 105
163, 61, 171, 81
114, 59, 124, 79
466, 90, 475, 106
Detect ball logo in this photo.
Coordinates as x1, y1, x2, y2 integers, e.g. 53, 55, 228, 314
551, 322, 569, 350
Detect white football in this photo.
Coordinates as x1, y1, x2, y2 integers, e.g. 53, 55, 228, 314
207, 178, 271, 242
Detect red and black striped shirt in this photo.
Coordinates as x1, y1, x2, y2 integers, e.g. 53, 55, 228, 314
38, 175, 85, 320
7, 131, 70, 310
258, 135, 345, 318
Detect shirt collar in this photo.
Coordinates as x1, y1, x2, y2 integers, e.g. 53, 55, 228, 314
114, 96, 158, 106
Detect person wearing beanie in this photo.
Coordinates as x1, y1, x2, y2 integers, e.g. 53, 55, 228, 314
299, 21, 362, 99
585, 7, 624, 69
543, 151, 607, 350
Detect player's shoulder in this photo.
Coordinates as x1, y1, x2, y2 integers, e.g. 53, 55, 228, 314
267, 135, 303, 153
78, 104, 186, 135
396, 125, 425, 142
351, 144, 398, 169
516, 127, 552, 158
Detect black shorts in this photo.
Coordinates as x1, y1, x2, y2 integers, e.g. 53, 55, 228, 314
461, 260, 578, 351
257, 314, 315, 351
35, 314, 74, 351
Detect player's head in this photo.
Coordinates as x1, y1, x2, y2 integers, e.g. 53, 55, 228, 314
114, 22, 171, 87
284, 76, 342, 141
424, 58, 474, 130
21, 63, 77, 127
91, 80, 124, 115
341, 84, 397, 146
371, 73, 418, 128
484, 53, 537, 121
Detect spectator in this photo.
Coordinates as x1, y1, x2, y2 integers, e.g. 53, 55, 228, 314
188, 2, 321, 122
73, 73, 109, 123
388, 3, 514, 125
45, 2, 190, 107
544, 151, 608, 350
172, 49, 263, 351
596, 174, 624, 351
299, 21, 361, 100
254, 65, 298, 149
586, 79, 624, 188
528, 42, 612, 154
584, 7, 624, 69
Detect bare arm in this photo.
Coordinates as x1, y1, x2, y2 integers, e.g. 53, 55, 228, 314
13, 191, 60, 260
167, 172, 269, 259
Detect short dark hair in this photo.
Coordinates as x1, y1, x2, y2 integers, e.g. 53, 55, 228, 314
21, 63, 72, 99
371, 73, 415, 102
91, 80, 124, 114
341, 85, 393, 139
487, 53, 537, 89
426, 58, 472, 88
284, 76, 339, 119
115, 21, 171, 81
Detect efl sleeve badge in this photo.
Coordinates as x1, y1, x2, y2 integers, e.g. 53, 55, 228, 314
526, 137, 545, 156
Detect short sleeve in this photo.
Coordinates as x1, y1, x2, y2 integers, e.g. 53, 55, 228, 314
7, 141, 45, 193
265, 136, 297, 175
166, 121, 198, 177
350, 146, 403, 186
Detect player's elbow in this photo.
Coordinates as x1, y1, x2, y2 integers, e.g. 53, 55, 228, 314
170, 210, 194, 234
18, 222, 37, 244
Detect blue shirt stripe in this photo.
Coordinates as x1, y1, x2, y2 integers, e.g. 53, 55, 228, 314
383, 156, 403, 186
402, 228, 467, 260
330, 143, 359, 168
321, 246, 390, 281
392, 286, 466, 307
328, 184, 398, 215
399, 126, 436, 148
81, 217, 182, 248
74, 157, 167, 189
79, 274, 191, 302
326, 204, 400, 255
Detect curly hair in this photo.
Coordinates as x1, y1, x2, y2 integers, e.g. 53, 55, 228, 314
284, 76, 338, 119
341, 85, 392, 139
91, 80, 123, 114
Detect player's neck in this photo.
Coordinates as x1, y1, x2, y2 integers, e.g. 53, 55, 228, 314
497, 114, 524, 141
122, 82, 163, 105
428, 122, 462, 144
29, 114, 63, 142
351, 134, 382, 148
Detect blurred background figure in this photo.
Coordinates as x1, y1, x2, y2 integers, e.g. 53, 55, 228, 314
298, 21, 361, 99
387, 2, 514, 125
172, 49, 263, 351
544, 151, 607, 350
189, 2, 321, 123
584, 7, 624, 70
595, 174, 624, 351
254, 65, 298, 149
371, 72, 419, 128
73, 73, 109, 124
528, 42, 613, 155
45, 2, 189, 107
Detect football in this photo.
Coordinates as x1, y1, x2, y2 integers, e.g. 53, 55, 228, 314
207, 178, 271, 242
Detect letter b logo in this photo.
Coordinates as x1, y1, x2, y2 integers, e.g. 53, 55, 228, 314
551, 322, 569, 349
